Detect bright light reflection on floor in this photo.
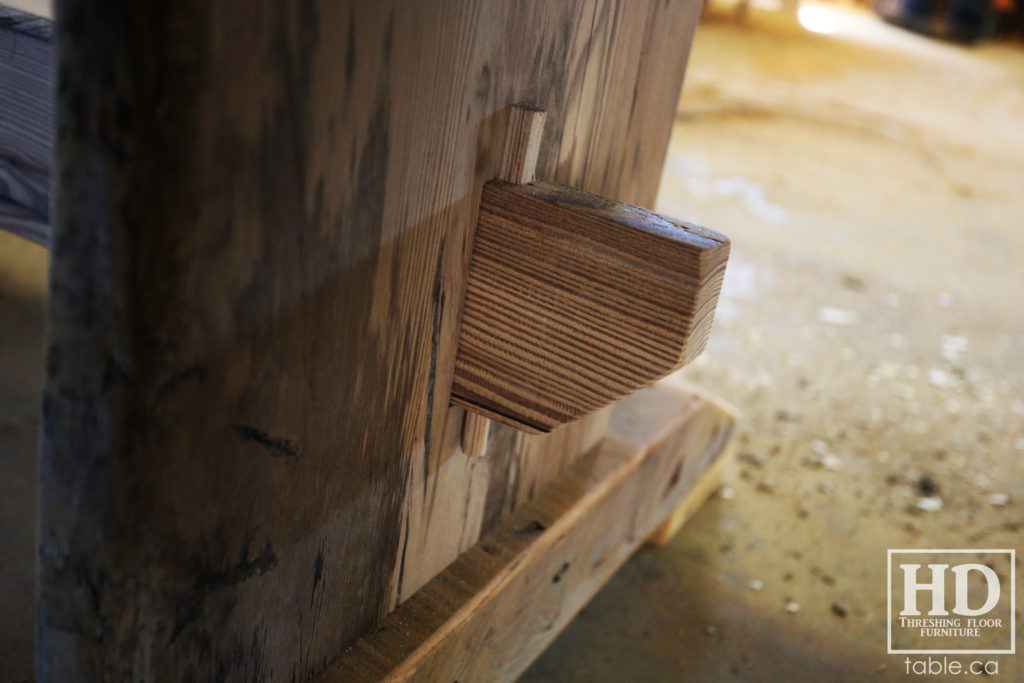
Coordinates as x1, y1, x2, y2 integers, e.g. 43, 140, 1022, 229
798, 3, 841, 34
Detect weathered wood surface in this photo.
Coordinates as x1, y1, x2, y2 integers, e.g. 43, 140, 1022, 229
0, 5, 51, 245
323, 384, 736, 682
39, 1, 703, 680
454, 180, 729, 432
646, 415, 736, 546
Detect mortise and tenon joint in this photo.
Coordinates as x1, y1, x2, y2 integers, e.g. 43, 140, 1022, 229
456, 105, 730, 446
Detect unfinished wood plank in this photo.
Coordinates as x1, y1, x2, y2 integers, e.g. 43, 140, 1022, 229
0, 5, 51, 246
322, 383, 736, 682
459, 104, 547, 457
39, 2, 706, 680
393, 403, 612, 608
460, 410, 491, 458
453, 180, 730, 433
498, 105, 546, 184
646, 418, 737, 546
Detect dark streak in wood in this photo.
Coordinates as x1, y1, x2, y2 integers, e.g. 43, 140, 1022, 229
233, 425, 300, 458
194, 540, 279, 592
516, 520, 547, 535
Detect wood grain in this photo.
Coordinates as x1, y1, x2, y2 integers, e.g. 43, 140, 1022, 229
646, 406, 737, 546
459, 104, 547, 457
460, 410, 490, 458
0, 5, 51, 245
39, 1, 705, 680
322, 383, 737, 682
499, 105, 546, 185
453, 180, 729, 432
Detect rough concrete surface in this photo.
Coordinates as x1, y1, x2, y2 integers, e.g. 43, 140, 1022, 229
524, 7, 1023, 683
0, 235, 45, 681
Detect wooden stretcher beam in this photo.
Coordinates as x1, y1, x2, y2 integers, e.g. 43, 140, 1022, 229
323, 383, 736, 682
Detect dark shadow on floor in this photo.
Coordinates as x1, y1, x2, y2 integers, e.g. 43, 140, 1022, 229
0, 232, 47, 681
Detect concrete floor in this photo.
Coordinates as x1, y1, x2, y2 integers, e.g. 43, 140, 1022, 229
0, 235, 45, 682
2, 5, 1023, 682
524, 7, 1023, 682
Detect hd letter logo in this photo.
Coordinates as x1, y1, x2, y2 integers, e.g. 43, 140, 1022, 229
888, 550, 1016, 654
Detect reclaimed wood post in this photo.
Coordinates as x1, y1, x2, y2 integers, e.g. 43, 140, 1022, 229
36, 1, 708, 680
